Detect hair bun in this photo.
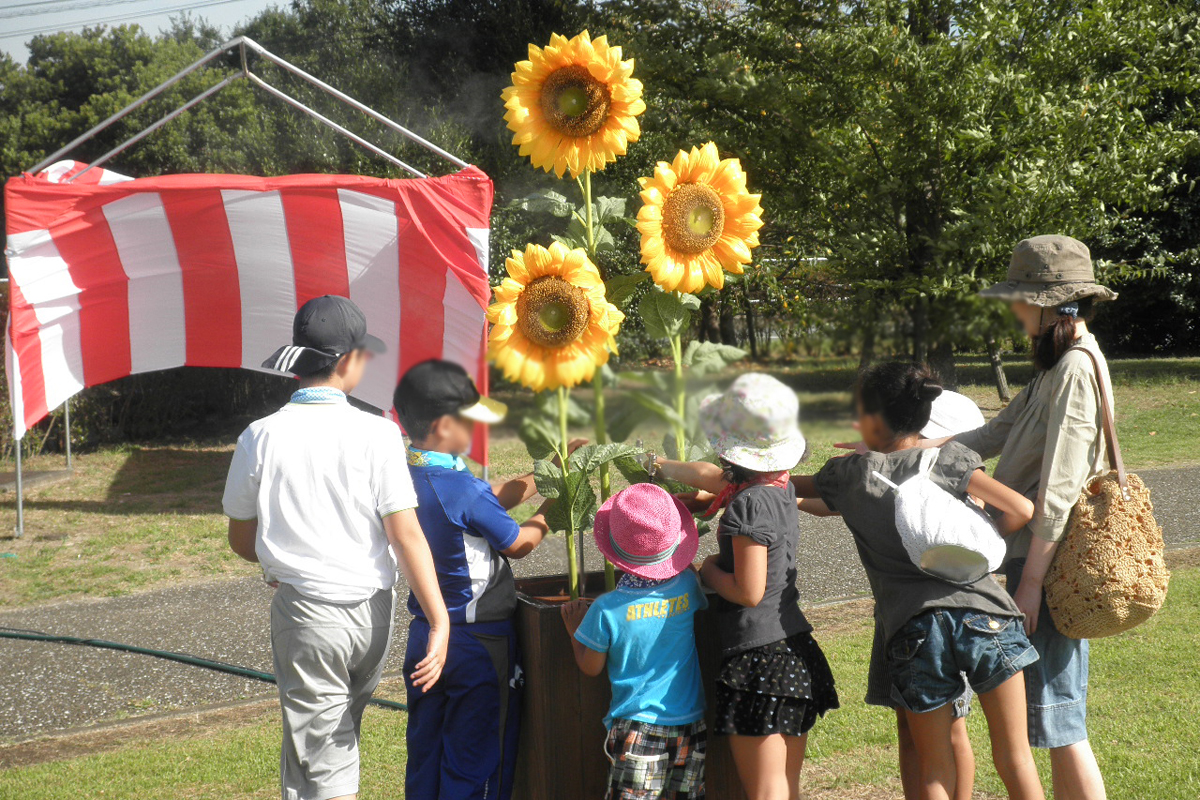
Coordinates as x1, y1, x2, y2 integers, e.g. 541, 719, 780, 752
917, 377, 943, 402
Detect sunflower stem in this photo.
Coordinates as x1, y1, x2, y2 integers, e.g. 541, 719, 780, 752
594, 372, 617, 590
558, 386, 580, 600
671, 332, 687, 460
582, 169, 616, 590
583, 170, 597, 268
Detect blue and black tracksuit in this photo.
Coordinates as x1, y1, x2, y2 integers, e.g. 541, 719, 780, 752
404, 459, 522, 800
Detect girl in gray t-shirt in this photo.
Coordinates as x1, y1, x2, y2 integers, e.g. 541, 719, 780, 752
651, 373, 840, 800
794, 361, 1047, 800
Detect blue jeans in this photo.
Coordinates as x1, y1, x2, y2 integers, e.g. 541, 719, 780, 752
888, 607, 1039, 714
1006, 558, 1091, 748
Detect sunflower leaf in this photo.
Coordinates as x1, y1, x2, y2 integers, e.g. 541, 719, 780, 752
683, 341, 747, 377
533, 459, 564, 499
551, 232, 587, 251
511, 188, 574, 218
612, 454, 695, 495
605, 396, 652, 442
569, 442, 642, 474
592, 196, 628, 225
605, 272, 650, 306
639, 290, 693, 339
518, 414, 558, 460
628, 388, 684, 427
545, 469, 598, 534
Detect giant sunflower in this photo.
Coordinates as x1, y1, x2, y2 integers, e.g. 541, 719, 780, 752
501, 31, 646, 178
637, 142, 765, 294
487, 242, 623, 392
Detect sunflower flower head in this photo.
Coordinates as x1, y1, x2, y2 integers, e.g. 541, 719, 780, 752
487, 242, 624, 392
501, 31, 646, 178
637, 142, 764, 294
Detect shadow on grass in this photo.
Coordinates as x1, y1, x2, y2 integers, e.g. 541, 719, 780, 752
0, 447, 230, 517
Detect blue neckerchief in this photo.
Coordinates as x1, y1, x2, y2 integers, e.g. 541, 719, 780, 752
407, 447, 469, 472
618, 573, 672, 590
290, 387, 347, 404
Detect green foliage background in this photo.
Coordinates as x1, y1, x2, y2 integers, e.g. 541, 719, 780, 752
2, 0, 1199, 451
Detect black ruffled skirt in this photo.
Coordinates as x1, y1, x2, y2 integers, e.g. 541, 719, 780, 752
714, 631, 840, 736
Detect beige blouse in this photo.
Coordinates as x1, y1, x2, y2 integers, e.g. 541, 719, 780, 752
956, 333, 1111, 561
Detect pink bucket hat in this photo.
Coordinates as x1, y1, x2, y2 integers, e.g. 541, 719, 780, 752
593, 483, 699, 580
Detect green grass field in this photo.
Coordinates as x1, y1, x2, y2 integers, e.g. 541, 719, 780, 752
2, 356, 1198, 607
2, 558, 1196, 799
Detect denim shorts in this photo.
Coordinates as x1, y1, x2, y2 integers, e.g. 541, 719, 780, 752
887, 607, 1039, 714
866, 622, 973, 718
1005, 559, 1091, 749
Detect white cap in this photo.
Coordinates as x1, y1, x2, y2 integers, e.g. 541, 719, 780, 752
921, 391, 985, 439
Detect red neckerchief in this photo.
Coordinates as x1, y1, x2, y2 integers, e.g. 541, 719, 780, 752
701, 470, 791, 518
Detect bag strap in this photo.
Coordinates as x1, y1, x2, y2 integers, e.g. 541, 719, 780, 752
1065, 345, 1128, 498
917, 446, 940, 476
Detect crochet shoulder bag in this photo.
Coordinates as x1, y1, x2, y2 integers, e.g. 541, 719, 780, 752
1043, 346, 1170, 639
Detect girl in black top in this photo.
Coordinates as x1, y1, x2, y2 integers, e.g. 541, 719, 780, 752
651, 373, 838, 800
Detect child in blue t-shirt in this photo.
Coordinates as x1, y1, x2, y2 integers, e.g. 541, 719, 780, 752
561, 483, 708, 800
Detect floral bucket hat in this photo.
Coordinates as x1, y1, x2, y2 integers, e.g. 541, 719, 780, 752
979, 234, 1118, 307
699, 373, 806, 472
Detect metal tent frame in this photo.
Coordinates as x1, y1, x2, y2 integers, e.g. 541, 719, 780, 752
11, 36, 475, 537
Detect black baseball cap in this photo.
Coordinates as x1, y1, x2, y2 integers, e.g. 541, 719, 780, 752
394, 360, 507, 425
263, 295, 386, 376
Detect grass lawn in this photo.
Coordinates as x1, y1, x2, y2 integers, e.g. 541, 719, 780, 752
2, 555, 1197, 799
2, 355, 1198, 607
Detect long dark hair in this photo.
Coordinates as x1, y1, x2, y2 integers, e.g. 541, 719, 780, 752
856, 361, 943, 436
1032, 297, 1095, 371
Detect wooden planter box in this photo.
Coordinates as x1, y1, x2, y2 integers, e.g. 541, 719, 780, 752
513, 575, 746, 800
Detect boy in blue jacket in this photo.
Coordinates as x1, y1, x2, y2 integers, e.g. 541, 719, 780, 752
394, 359, 571, 800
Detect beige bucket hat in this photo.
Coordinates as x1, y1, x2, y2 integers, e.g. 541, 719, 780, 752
979, 235, 1118, 307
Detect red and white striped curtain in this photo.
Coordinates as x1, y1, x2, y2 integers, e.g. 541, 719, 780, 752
4, 161, 494, 462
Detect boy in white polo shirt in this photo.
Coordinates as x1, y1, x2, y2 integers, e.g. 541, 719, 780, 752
222, 295, 449, 800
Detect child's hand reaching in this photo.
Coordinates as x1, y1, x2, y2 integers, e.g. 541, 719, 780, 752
560, 598, 591, 634
674, 490, 717, 514
551, 438, 590, 468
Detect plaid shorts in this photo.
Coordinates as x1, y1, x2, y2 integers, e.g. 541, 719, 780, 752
604, 718, 707, 800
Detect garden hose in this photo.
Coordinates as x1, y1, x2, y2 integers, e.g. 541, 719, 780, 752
0, 627, 408, 712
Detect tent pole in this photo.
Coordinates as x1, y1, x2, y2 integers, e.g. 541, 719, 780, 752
69, 73, 243, 183
14, 437, 23, 539
242, 38, 471, 170
27, 37, 246, 175
245, 72, 426, 178
63, 400, 72, 470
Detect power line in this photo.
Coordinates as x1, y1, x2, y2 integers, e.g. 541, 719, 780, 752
2, 0, 248, 38
1, 0, 165, 22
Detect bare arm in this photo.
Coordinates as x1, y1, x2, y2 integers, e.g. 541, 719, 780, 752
1012, 538, 1059, 636
227, 519, 259, 563
502, 499, 553, 559
384, 509, 451, 690
700, 537, 767, 608
798, 497, 837, 517
492, 438, 587, 510
561, 599, 607, 677
790, 474, 820, 498
492, 471, 538, 511
657, 458, 729, 494
966, 469, 1035, 535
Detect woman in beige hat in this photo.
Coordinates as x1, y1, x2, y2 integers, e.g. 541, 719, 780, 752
924, 235, 1116, 800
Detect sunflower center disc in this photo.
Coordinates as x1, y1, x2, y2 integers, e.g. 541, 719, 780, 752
516, 276, 591, 348
541, 65, 611, 138
662, 182, 726, 254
